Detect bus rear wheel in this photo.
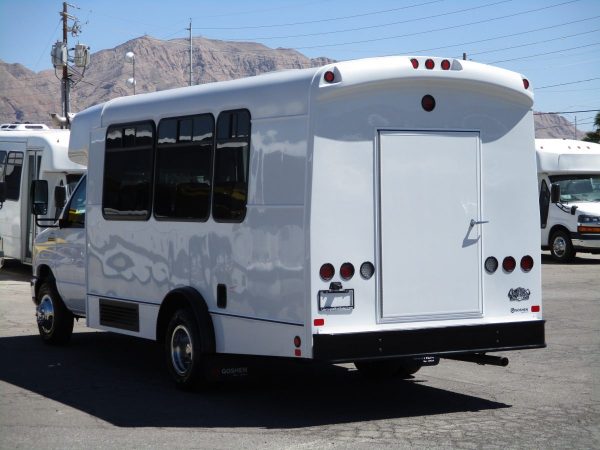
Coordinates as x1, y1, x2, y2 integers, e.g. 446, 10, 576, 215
164, 308, 206, 389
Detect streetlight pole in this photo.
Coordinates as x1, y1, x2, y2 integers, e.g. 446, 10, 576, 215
125, 51, 136, 95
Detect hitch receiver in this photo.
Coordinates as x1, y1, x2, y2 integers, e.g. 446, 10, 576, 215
443, 353, 509, 367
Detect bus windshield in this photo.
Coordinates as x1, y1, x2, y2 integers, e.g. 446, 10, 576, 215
549, 175, 600, 203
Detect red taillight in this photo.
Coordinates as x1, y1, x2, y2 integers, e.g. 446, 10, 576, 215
340, 262, 355, 280
523, 78, 530, 89
421, 94, 436, 112
521, 255, 534, 272
503, 256, 516, 273
295, 349, 301, 356
441, 59, 451, 70
314, 318, 325, 326
294, 336, 301, 347
531, 305, 540, 313
324, 71, 335, 83
320, 263, 334, 281
411, 58, 419, 69
425, 59, 435, 70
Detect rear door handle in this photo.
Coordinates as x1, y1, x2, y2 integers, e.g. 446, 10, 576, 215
470, 219, 489, 227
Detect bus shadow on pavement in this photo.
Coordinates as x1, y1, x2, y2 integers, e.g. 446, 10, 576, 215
541, 254, 600, 265
0, 332, 509, 428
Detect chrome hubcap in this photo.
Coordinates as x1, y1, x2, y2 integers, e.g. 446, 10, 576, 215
36, 295, 55, 334
553, 236, 566, 257
171, 325, 193, 376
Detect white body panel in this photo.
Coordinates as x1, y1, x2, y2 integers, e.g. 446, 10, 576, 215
0, 129, 85, 265
33, 56, 543, 363
536, 139, 600, 252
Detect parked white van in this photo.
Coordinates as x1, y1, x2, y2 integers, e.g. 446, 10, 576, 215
32, 56, 545, 388
0, 125, 85, 267
536, 139, 600, 262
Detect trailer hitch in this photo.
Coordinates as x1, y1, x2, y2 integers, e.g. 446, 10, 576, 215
443, 353, 509, 367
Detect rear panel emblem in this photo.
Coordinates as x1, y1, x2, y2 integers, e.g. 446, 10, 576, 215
508, 287, 530, 301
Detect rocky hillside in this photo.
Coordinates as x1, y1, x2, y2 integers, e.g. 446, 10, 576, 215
0, 36, 584, 139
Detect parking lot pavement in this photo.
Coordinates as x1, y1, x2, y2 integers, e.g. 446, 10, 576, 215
0, 254, 599, 449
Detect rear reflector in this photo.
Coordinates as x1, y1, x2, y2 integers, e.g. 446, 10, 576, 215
294, 336, 301, 348
340, 262, 355, 280
521, 255, 534, 272
503, 256, 516, 273
314, 318, 325, 326
295, 349, 301, 357
531, 305, 540, 313
320, 263, 334, 281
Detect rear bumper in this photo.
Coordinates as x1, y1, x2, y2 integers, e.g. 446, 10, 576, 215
312, 320, 545, 362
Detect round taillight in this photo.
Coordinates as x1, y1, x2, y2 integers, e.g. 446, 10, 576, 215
324, 71, 335, 83
425, 59, 435, 70
484, 257, 498, 274
360, 261, 375, 280
320, 263, 334, 281
410, 58, 419, 69
441, 59, 451, 70
523, 78, 529, 89
340, 262, 355, 280
294, 336, 301, 348
421, 94, 436, 112
503, 256, 516, 273
521, 255, 534, 272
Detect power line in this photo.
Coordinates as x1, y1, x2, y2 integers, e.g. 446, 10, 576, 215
537, 78, 600, 90
488, 42, 600, 64
534, 110, 600, 114
288, 0, 582, 50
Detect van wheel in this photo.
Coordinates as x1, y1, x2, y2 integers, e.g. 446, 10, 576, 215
36, 282, 74, 344
164, 308, 206, 389
550, 230, 575, 262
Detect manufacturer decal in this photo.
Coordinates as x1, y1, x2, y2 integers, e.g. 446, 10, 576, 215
511, 307, 529, 314
508, 287, 530, 302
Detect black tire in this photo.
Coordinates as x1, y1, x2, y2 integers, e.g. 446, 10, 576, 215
550, 230, 575, 262
355, 358, 422, 379
36, 281, 74, 345
164, 308, 206, 389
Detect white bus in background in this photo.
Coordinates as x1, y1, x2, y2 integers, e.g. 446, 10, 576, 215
536, 138, 600, 262
0, 124, 86, 268
31, 55, 545, 389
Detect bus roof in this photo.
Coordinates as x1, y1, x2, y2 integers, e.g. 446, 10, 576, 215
536, 139, 600, 174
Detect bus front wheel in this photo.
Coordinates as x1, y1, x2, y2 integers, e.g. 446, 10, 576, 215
36, 281, 74, 344
550, 230, 575, 262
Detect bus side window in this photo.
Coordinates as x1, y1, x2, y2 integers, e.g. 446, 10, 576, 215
4, 151, 23, 201
213, 109, 251, 222
539, 180, 550, 228
102, 122, 155, 220
64, 177, 86, 228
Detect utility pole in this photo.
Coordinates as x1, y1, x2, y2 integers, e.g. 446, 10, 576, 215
187, 18, 193, 86
574, 116, 577, 140
61, 2, 70, 122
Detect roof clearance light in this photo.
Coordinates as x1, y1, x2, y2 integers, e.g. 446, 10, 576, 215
503, 256, 516, 273
360, 262, 375, 279
425, 59, 435, 70
320, 263, 335, 281
421, 94, 436, 112
340, 262, 355, 280
411, 58, 419, 69
523, 78, 530, 89
484, 257, 498, 274
520, 255, 534, 272
324, 71, 335, 83
441, 59, 451, 70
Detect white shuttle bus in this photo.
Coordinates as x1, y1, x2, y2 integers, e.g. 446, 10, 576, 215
32, 56, 545, 388
536, 139, 600, 261
0, 124, 85, 268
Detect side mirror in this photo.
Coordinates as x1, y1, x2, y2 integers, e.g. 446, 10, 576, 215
0, 181, 6, 203
54, 185, 67, 210
31, 180, 49, 216
550, 183, 561, 203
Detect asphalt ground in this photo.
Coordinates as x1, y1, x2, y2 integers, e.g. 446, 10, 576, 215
0, 253, 599, 449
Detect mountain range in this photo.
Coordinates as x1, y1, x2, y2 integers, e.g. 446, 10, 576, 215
0, 35, 584, 139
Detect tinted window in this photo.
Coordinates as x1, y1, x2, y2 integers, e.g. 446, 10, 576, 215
103, 122, 154, 220
0, 150, 6, 180
5, 152, 23, 201
154, 114, 214, 221
539, 180, 550, 228
65, 176, 86, 228
213, 110, 251, 222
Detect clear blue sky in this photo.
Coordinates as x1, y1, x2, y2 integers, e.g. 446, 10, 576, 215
1, 0, 598, 130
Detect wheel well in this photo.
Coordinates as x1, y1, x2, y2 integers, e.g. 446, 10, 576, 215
34, 265, 55, 303
547, 225, 571, 246
156, 287, 216, 354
